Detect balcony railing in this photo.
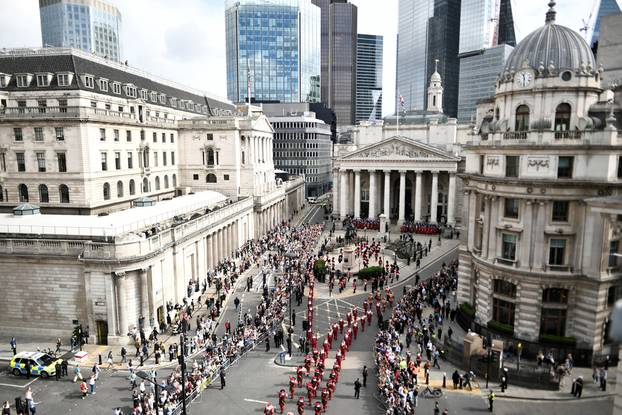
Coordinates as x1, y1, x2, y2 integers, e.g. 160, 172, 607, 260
554, 130, 582, 139
502, 131, 528, 140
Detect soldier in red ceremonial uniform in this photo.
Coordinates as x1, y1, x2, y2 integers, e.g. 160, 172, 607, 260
306, 381, 315, 404
335, 350, 342, 365
353, 308, 358, 320
326, 330, 333, 348
353, 320, 359, 339
322, 339, 329, 354
339, 319, 345, 333
297, 397, 305, 415
367, 309, 373, 324
297, 366, 305, 386
360, 316, 366, 332
278, 389, 287, 414
304, 354, 312, 374
313, 401, 322, 415
346, 312, 352, 326
265, 402, 275, 415
327, 379, 336, 398
332, 323, 338, 339
321, 387, 329, 411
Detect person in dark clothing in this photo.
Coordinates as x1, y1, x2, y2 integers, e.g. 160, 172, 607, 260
575, 376, 583, 398
362, 366, 368, 387
220, 371, 226, 389
25, 360, 31, 379
452, 370, 460, 389
265, 337, 271, 352
291, 312, 296, 327
488, 391, 495, 412
354, 378, 362, 399
55, 362, 61, 381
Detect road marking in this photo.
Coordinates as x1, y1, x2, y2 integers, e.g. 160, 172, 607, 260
0, 377, 38, 388
334, 298, 341, 319
244, 398, 269, 405
326, 299, 332, 324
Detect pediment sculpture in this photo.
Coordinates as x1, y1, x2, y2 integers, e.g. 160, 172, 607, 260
357, 143, 432, 159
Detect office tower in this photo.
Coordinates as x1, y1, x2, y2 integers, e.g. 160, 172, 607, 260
39, 0, 122, 61
311, 0, 330, 104
356, 34, 383, 122
395, 0, 461, 118
457, 0, 516, 122
597, 13, 622, 88
225, 0, 321, 104
590, 0, 621, 53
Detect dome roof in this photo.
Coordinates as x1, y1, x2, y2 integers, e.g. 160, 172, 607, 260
502, 1, 596, 75
430, 71, 441, 83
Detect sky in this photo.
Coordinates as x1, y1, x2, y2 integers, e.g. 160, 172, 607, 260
0, 0, 608, 115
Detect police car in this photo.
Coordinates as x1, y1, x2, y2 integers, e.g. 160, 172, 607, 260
9, 352, 62, 378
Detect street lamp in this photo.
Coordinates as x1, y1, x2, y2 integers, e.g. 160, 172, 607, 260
177, 334, 188, 415
136, 370, 160, 413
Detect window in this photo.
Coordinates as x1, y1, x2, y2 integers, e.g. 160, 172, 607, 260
542, 288, 568, 303
608, 286, 618, 306
57, 73, 69, 86
100, 128, 106, 141
16, 152, 25, 172
504, 198, 519, 219
59, 184, 69, 203
515, 105, 530, 131
501, 233, 517, 261
129, 179, 136, 195
549, 239, 566, 265
164, 175, 169, 188
112, 82, 121, 94
163, 152, 167, 166
36, 74, 49, 87
115, 152, 121, 170
57, 153, 67, 172
140, 89, 148, 100
206, 173, 217, 183
17, 100, 26, 113
557, 156, 574, 178
90, 101, 97, 108
505, 156, 519, 178
140, 130, 145, 141
38, 100, 47, 113
193, 174, 199, 180
127, 152, 133, 169
153, 152, 158, 167
155, 176, 161, 190
540, 308, 567, 336
125, 85, 137, 98
554, 103, 571, 131
113, 129, 119, 141
117, 181, 123, 198
493, 279, 517, 297
479, 155, 485, 174
99, 79, 108, 92
150, 91, 157, 102
492, 298, 515, 327
34, 127, 44, 141
18, 184, 28, 202
170, 133, 174, 143
610, 240, 620, 267
0, 185, 4, 201
618, 156, 622, 179
13, 128, 23, 141
207, 133, 213, 141
206, 149, 215, 166
101, 152, 108, 171
16, 75, 29, 87
171, 152, 175, 165
142, 178, 149, 193
153, 132, 157, 143
36, 152, 46, 172
83, 75, 94, 88
103, 183, 110, 200
172, 174, 177, 187
224, 174, 230, 181
38, 184, 49, 203
161, 133, 166, 143
126, 130, 132, 142
552, 201, 569, 222
55, 127, 64, 141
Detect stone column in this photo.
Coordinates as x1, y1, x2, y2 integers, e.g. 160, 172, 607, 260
140, 268, 149, 322
532, 201, 547, 267
368, 171, 377, 219
340, 169, 348, 218
383, 170, 391, 217
206, 235, 213, 270
398, 170, 406, 224
430, 171, 439, 223
333, 168, 339, 215
116, 273, 128, 336
348, 171, 355, 215
466, 191, 477, 251
520, 200, 535, 269
414, 172, 423, 221
447, 173, 456, 225
488, 197, 501, 259
481, 196, 491, 257
354, 170, 361, 218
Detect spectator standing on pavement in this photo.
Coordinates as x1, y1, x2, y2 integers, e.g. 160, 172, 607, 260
120, 347, 127, 363
28, 399, 36, 415
107, 351, 114, 368
575, 376, 584, 398
9, 337, 16, 355
487, 390, 495, 411
80, 380, 88, 399
56, 338, 62, 354
2, 401, 10, 415
89, 375, 96, 395
220, 370, 226, 389
362, 366, 368, 387
354, 378, 362, 399
55, 362, 61, 381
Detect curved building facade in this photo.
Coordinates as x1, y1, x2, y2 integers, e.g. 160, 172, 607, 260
457, 2, 622, 357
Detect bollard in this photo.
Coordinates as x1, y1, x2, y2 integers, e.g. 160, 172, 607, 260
140, 354, 144, 366
426, 372, 430, 385
98, 354, 102, 365
442, 373, 446, 388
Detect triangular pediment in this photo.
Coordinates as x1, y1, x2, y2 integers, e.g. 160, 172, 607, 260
342, 136, 459, 161
251, 114, 275, 133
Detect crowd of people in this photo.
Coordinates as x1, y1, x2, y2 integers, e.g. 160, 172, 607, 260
351, 218, 380, 230
399, 222, 441, 235
125, 222, 325, 415
374, 261, 459, 414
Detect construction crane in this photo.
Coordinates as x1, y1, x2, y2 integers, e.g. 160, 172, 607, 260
580, 0, 599, 40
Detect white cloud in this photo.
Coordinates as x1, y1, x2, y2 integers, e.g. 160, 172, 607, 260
0, 0, 608, 115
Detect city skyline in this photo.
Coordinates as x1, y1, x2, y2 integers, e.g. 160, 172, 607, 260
0, 0, 613, 117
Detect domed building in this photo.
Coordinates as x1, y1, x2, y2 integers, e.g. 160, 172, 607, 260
457, 1, 622, 360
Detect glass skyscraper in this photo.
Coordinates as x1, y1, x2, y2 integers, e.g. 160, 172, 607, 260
225, 0, 321, 104
456, 0, 516, 121
39, 0, 122, 61
591, 0, 621, 52
356, 34, 383, 123
395, 0, 461, 117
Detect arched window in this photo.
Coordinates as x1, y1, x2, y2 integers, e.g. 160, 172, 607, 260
59, 184, 69, 203
18, 184, 28, 202
515, 105, 530, 131
554, 103, 571, 131
495, 107, 500, 121
172, 174, 177, 187
164, 175, 169, 189
540, 288, 569, 336
117, 180, 124, 198
155, 176, 161, 190
103, 183, 110, 200
38, 184, 49, 203
129, 179, 136, 195
206, 173, 217, 183
142, 177, 149, 193
0, 185, 4, 202
492, 279, 517, 327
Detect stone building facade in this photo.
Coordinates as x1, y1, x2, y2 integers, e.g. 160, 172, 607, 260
457, 2, 622, 357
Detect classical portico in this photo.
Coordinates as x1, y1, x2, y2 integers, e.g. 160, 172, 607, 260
333, 136, 460, 225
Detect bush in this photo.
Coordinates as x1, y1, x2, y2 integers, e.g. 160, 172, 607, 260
539, 334, 576, 347
313, 259, 327, 280
487, 320, 514, 336
460, 302, 475, 319
357, 266, 383, 280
